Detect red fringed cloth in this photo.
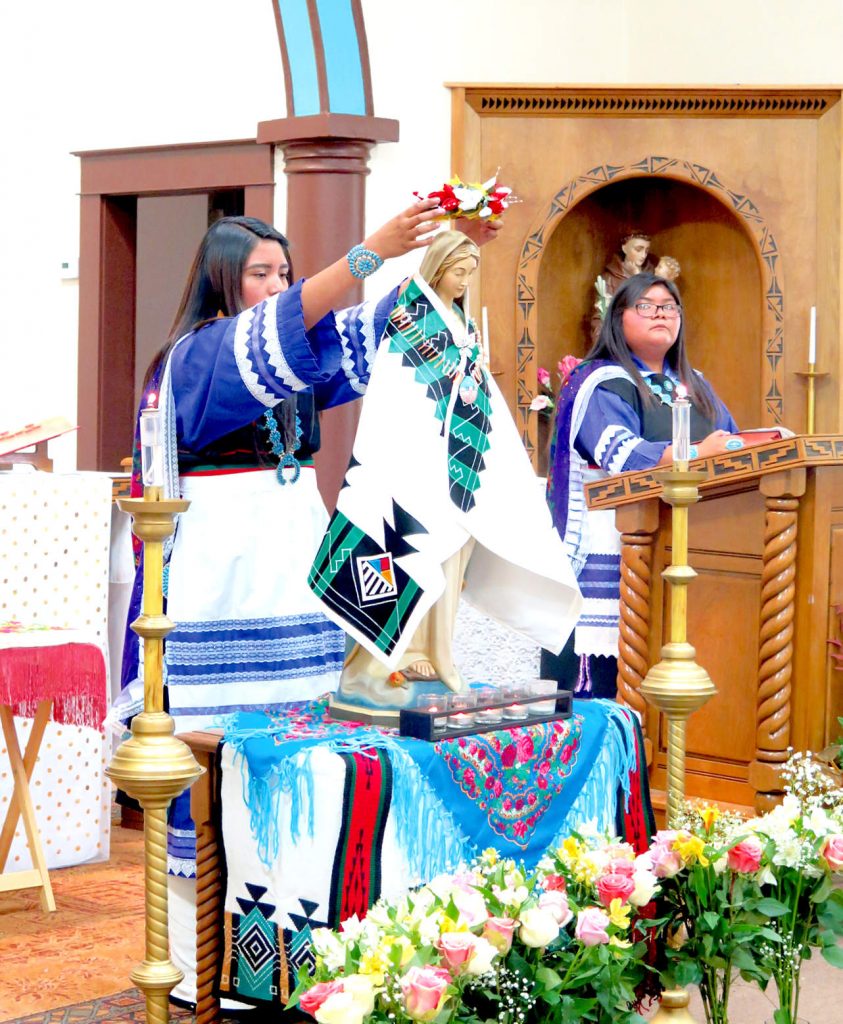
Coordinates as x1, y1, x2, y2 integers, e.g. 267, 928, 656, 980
0, 622, 107, 731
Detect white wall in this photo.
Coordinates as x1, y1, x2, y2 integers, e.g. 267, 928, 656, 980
0, 0, 840, 469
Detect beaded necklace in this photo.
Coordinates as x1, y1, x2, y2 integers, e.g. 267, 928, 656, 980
262, 406, 303, 485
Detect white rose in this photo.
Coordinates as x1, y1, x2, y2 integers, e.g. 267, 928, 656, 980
343, 974, 377, 1015
518, 907, 561, 948
465, 936, 499, 976
629, 869, 660, 906
315, 991, 366, 1024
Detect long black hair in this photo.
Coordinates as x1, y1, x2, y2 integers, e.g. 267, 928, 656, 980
586, 272, 715, 420
143, 216, 292, 392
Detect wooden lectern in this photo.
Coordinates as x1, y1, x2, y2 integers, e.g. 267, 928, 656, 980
585, 435, 843, 814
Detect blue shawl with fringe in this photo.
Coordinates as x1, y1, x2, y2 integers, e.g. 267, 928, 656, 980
221, 696, 638, 876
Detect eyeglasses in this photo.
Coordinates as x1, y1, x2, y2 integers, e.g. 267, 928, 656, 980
632, 302, 682, 319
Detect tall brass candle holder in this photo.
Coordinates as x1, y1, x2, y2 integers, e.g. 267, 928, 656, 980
640, 467, 717, 1024
794, 363, 827, 434
107, 486, 204, 1024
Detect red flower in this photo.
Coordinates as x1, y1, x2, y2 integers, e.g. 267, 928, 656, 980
561, 744, 574, 764
416, 184, 460, 212
537, 776, 548, 790
501, 744, 517, 768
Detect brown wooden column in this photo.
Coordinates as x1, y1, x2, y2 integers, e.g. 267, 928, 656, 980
258, 114, 399, 512
616, 499, 660, 763
749, 467, 806, 812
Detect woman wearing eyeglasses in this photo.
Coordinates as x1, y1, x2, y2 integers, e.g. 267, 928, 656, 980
544, 273, 738, 698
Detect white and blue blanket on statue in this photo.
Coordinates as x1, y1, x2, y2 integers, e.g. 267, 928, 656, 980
308, 275, 582, 669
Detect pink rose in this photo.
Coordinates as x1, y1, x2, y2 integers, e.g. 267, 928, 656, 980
539, 889, 573, 926
300, 980, 344, 1017
543, 873, 567, 892
649, 833, 683, 878
501, 744, 517, 768
438, 932, 476, 972
727, 836, 764, 874
575, 907, 611, 946
537, 367, 551, 388
401, 965, 451, 1022
606, 857, 636, 878
557, 355, 583, 384
597, 872, 636, 907
820, 835, 843, 872
483, 916, 517, 954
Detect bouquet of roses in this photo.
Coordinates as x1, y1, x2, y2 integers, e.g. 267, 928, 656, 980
415, 175, 514, 221
734, 754, 843, 1024
290, 833, 659, 1024
647, 804, 774, 1024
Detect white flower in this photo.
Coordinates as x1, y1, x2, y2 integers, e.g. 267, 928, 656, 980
771, 834, 804, 869
519, 906, 561, 948
343, 974, 377, 1015
804, 806, 834, 838
758, 865, 777, 886
452, 185, 485, 212
453, 887, 489, 928
315, 990, 366, 1024
492, 883, 530, 910
464, 935, 499, 976
629, 868, 660, 906
311, 929, 347, 972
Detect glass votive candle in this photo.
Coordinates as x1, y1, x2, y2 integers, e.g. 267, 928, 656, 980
473, 686, 502, 725
528, 678, 558, 715
416, 691, 450, 732
500, 683, 528, 720
448, 693, 476, 728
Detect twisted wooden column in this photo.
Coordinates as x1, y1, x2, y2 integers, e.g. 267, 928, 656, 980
186, 735, 224, 1024
618, 528, 655, 720
752, 495, 799, 811
616, 500, 659, 756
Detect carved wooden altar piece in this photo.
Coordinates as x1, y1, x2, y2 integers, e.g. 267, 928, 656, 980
585, 434, 843, 813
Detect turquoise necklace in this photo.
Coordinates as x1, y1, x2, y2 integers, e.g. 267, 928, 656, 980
262, 406, 302, 485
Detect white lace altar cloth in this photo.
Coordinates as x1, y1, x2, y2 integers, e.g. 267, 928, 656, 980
453, 599, 541, 687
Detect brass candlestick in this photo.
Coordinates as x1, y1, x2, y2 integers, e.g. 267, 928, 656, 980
107, 488, 204, 1024
640, 468, 716, 1024
794, 363, 828, 434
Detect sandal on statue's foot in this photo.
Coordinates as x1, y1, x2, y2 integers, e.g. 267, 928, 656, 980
401, 660, 437, 681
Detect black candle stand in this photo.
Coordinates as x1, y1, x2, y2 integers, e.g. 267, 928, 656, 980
399, 689, 573, 742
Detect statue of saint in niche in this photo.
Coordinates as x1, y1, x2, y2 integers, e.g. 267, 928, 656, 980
591, 230, 662, 340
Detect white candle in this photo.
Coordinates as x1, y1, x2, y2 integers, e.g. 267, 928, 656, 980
502, 703, 526, 720
672, 384, 690, 467
809, 306, 817, 365
140, 394, 164, 488
481, 305, 491, 364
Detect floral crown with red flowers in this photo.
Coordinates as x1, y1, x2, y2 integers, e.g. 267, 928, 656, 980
415, 174, 516, 220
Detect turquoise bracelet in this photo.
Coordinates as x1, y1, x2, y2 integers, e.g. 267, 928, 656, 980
347, 244, 384, 279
